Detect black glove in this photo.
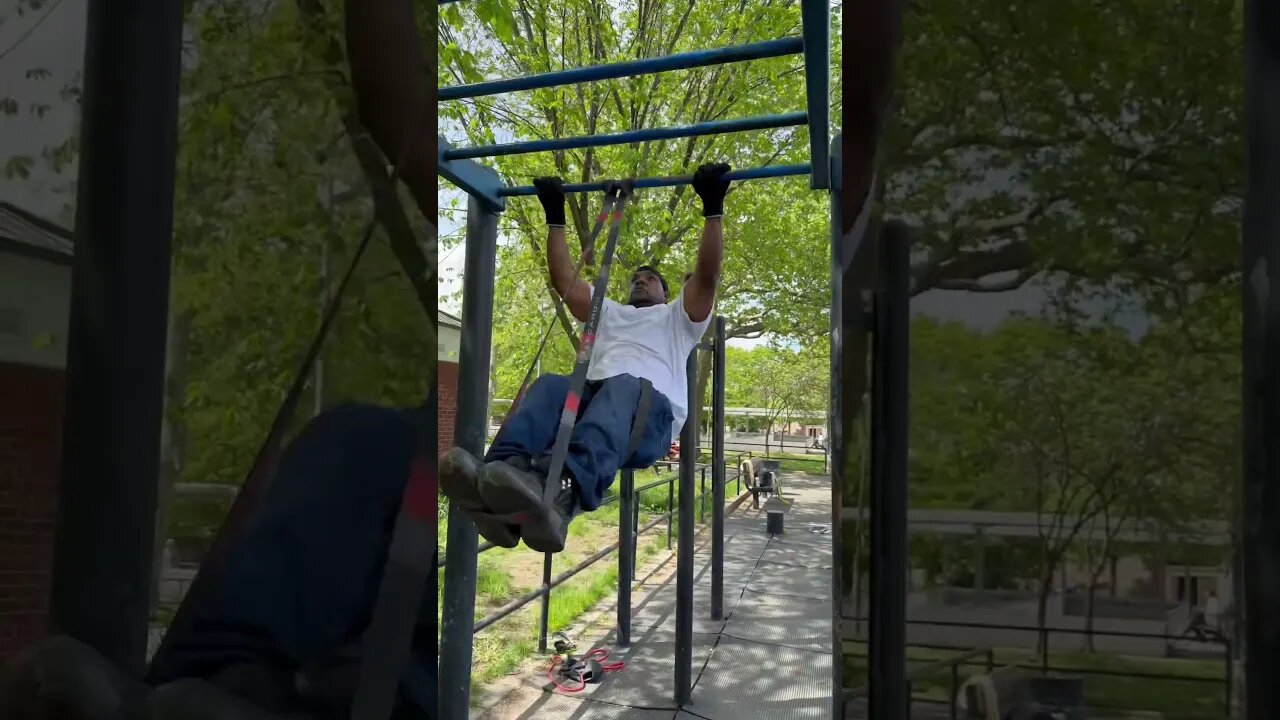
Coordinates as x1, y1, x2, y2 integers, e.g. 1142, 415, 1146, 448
604, 179, 635, 199
691, 163, 731, 218
533, 176, 566, 226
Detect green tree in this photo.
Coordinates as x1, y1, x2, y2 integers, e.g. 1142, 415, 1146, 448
439, 0, 842, 413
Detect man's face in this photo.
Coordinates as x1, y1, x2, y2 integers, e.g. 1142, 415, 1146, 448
628, 269, 666, 307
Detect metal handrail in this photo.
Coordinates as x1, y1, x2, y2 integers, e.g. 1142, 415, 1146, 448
465, 458, 747, 642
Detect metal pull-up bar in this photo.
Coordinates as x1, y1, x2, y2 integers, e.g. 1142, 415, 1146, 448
439, 37, 804, 101
501, 163, 812, 197
443, 112, 808, 161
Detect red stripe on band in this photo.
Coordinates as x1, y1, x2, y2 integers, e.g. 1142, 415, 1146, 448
564, 392, 581, 415
596, 213, 607, 222
611, 210, 623, 220
403, 454, 437, 521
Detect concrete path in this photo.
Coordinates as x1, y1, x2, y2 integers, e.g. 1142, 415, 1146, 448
484, 474, 836, 720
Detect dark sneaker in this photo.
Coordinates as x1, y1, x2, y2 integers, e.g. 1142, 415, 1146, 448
439, 447, 519, 548
477, 461, 579, 553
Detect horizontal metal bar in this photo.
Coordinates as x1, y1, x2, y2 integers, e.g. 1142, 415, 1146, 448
437, 137, 505, 213
501, 163, 811, 197
444, 112, 808, 160
440, 37, 803, 101
471, 512, 668, 633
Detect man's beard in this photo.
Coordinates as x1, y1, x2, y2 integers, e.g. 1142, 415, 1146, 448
629, 296, 660, 308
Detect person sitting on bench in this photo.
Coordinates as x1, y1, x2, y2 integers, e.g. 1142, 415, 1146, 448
441, 164, 730, 554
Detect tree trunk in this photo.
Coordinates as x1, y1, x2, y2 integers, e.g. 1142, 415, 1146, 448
1084, 566, 1105, 652
1036, 565, 1055, 659
151, 308, 192, 618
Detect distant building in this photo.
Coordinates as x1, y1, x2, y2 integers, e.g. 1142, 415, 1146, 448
438, 309, 461, 452
0, 201, 73, 666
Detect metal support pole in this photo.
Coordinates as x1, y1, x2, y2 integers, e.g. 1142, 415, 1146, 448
47, 0, 183, 676
829, 132, 845, 717
633, 485, 641, 580
439, 197, 499, 719
868, 221, 911, 720
618, 469, 635, 646
700, 467, 707, 523
675, 350, 698, 706
712, 317, 727, 621
800, 0, 830, 188
538, 553, 553, 653
667, 474, 675, 550
1242, 2, 1280, 716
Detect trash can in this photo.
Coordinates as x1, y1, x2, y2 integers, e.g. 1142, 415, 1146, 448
767, 510, 784, 535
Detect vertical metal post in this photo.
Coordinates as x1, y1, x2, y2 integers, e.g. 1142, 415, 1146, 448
700, 467, 707, 523
538, 552, 552, 653
667, 474, 674, 550
47, 0, 182, 676
829, 133, 845, 717
675, 350, 698, 705
439, 197, 499, 718
711, 316, 727, 621
1242, 2, 1280, 717
869, 222, 910, 720
633, 486, 641, 580
1226, 639, 1234, 717
950, 663, 959, 720
800, 0, 830, 189
618, 469, 635, 646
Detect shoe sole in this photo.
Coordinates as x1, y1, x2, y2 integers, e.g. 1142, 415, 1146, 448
439, 448, 520, 548
478, 463, 568, 554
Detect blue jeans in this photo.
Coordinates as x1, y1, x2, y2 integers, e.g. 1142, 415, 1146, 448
149, 403, 436, 717
486, 373, 675, 511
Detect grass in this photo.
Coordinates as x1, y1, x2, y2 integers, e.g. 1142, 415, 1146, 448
842, 642, 1228, 719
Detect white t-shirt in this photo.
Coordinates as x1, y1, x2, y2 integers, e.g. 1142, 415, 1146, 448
585, 288, 711, 441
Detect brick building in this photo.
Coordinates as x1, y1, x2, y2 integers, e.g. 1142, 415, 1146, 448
438, 309, 461, 453
0, 202, 74, 666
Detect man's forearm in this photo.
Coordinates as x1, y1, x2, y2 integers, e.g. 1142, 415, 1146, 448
546, 227, 575, 297
693, 218, 723, 286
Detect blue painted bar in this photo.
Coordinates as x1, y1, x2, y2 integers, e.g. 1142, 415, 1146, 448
801, 0, 830, 189
499, 163, 811, 197
444, 112, 808, 160
437, 137, 505, 213
440, 37, 803, 101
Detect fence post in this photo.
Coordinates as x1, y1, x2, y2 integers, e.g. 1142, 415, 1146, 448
617, 469, 634, 647
667, 474, 674, 550
950, 663, 959, 720
700, 466, 707, 523
537, 552, 553, 653
1225, 638, 1233, 716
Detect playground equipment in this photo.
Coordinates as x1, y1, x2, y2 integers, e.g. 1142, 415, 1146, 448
436, 1, 835, 716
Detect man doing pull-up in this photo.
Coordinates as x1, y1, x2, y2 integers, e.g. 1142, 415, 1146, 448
441, 163, 731, 553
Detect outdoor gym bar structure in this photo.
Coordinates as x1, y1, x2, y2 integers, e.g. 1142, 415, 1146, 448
436, 0, 834, 716
18, 0, 1275, 719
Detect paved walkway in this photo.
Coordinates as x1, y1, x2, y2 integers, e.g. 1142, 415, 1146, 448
486, 474, 836, 720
